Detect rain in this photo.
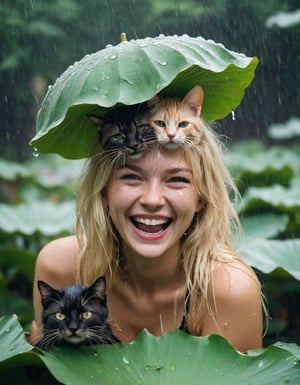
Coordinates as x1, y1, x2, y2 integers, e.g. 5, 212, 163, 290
0, 1, 300, 383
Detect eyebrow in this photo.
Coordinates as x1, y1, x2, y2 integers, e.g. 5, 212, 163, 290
119, 164, 192, 174
166, 167, 192, 175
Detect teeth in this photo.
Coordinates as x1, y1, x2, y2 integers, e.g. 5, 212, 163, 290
134, 217, 168, 226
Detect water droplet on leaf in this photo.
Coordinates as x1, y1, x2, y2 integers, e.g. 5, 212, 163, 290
122, 357, 130, 364
32, 148, 39, 157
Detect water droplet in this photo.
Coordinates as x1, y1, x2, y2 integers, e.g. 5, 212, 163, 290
93, 352, 98, 357
139, 42, 147, 47
5, 328, 10, 333
231, 109, 236, 120
144, 365, 164, 371
158, 60, 167, 66
32, 148, 39, 157
258, 360, 264, 368
152, 42, 159, 46
122, 357, 130, 364
106, 44, 113, 48
110, 55, 117, 59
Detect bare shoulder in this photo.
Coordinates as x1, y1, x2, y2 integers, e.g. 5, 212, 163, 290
198, 257, 263, 352
212, 258, 261, 302
34, 235, 79, 287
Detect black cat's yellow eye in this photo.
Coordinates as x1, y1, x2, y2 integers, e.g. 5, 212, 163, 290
154, 120, 166, 127
55, 312, 65, 320
81, 311, 93, 320
179, 121, 189, 128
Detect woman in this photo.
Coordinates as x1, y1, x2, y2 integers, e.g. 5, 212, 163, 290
29, 119, 264, 353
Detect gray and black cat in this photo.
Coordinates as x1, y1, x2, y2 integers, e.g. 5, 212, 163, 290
35, 276, 119, 351
89, 105, 155, 158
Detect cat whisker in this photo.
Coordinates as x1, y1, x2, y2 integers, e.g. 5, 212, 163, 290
37, 329, 62, 350
86, 327, 118, 344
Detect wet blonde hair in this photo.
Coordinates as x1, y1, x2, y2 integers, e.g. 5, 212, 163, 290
76, 121, 259, 324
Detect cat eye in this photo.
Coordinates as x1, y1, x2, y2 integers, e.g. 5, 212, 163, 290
55, 312, 65, 320
154, 120, 166, 128
81, 311, 93, 320
178, 121, 189, 128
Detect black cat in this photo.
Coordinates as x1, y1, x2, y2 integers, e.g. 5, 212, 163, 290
35, 276, 119, 351
88, 105, 155, 157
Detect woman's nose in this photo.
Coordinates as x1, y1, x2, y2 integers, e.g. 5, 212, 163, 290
140, 180, 165, 208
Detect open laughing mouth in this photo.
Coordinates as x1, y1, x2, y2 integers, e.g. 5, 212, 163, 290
130, 217, 172, 234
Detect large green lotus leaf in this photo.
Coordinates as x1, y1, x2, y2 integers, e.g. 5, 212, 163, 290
0, 201, 75, 235
26, 154, 84, 188
238, 184, 300, 213
268, 117, 300, 140
230, 146, 299, 175
229, 146, 299, 190
266, 9, 300, 29
30, 35, 258, 159
0, 316, 299, 385
240, 213, 289, 239
39, 330, 299, 385
0, 315, 41, 384
239, 238, 300, 280
273, 342, 300, 360
0, 159, 32, 181
0, 315, 33, 363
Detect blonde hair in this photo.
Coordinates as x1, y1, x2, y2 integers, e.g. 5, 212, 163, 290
181, 122, 241, 320
76, 122, 261, 324
76, 144, 121, 285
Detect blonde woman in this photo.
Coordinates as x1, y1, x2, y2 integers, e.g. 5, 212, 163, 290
29, 119, 263, 353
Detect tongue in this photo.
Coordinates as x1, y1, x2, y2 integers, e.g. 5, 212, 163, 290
136, 223, 165, 234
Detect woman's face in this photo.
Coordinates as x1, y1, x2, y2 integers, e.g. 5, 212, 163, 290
104, 148, 202, 260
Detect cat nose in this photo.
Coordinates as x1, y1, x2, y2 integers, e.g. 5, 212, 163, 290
167, 133, 175, 140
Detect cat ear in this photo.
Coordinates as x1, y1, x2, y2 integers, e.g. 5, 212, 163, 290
37, 281, 57, 303
89, 276, 106, 300
88, 115, 105, 129
147, 95, 161, 110
183, 86, 204, 116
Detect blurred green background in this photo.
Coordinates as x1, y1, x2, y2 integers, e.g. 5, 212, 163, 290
0, 0, 299, 347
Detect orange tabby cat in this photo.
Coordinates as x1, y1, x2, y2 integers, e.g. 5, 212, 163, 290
139, 86, 204, 149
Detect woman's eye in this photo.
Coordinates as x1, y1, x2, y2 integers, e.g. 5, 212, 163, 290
81, 311, 93, 320
55, 312, 65, 320
179, 121, 189, 128
154, 120, 166, 128
169, 176, 190, 184
121, 173, 140, 181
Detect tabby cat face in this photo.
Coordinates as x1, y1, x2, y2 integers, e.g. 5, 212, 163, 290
146, 86, 204, 149
89, 113, 155, 158
36, 276, 118, 350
